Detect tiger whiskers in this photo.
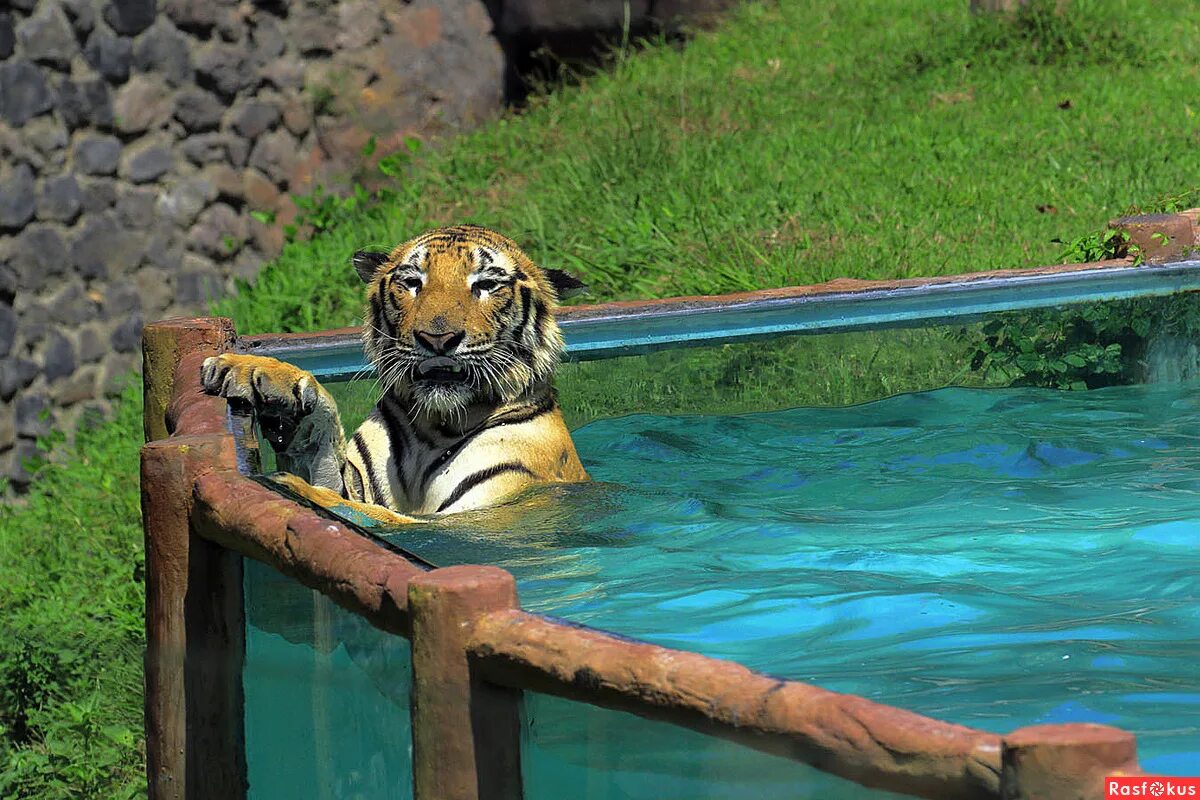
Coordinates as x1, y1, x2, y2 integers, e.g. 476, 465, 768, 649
369, 336, 540, 426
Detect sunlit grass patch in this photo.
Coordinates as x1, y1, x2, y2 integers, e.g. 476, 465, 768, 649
220, 0, 1200, 332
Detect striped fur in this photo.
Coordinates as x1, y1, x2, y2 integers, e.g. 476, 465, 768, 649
202, 225, 588, 521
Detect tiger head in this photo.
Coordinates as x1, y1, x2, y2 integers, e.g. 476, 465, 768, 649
354, 225, 584, 417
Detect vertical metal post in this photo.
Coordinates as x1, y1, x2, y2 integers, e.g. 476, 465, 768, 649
408, 566, 524, 800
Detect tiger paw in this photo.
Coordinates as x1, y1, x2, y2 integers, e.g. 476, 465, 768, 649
200, 354, 328, 451
268, 472, 421, 526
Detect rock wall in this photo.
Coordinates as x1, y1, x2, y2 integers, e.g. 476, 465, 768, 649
0, 0, 732, 490
0, 0, 504, 489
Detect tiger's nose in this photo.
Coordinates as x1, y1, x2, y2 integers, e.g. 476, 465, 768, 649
414, 330, 465, 355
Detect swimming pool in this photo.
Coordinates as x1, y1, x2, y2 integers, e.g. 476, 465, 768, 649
143, 256, 1200, 800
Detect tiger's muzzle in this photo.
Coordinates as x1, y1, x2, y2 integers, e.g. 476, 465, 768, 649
415, 355, 468, 383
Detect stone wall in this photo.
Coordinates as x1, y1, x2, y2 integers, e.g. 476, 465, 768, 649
0, 0, 505, 488
0, 0, 733, 490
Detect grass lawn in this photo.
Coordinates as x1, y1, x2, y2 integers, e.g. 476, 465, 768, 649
4, 0, 1200, 795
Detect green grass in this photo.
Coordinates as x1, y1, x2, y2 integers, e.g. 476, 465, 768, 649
5, 0, 1200, 795
218, 0, 1200, 333
0, 383, 145, 800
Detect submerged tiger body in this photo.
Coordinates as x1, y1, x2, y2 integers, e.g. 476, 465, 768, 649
202, 225, 589, 524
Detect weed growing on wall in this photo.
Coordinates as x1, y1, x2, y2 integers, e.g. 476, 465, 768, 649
280, 137, 425, 242
1054, 227, 1136, 264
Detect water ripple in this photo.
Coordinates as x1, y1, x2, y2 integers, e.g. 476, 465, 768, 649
392, 382, 1200, 777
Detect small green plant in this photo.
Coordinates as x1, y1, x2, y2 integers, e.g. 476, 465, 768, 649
1053, 227, 1138, 264
967, 173, 1200, 392
963, 225, 1184, 390
249, 210, 276, 226
307, 84, 337, 116
377, 137, 423, 178
284, 138, 424, 242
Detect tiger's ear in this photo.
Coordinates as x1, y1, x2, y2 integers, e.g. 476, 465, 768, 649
544, 268, 587, 300
353, 250, 389, 282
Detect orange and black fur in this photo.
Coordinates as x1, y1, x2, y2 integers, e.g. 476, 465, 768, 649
202, 225, 589, 525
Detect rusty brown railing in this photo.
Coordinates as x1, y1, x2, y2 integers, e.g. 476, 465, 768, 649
141, 262, 1162, 800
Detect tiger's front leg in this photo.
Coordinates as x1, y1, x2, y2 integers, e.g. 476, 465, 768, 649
200, 354, 347, 493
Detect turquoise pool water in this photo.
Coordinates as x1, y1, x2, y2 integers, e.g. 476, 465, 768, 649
395, 380, 1200, 780
245, 379, 1200, 798
243, 560, 414, 799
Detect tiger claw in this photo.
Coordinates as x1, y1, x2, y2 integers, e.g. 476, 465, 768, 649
199, 354, 319, 416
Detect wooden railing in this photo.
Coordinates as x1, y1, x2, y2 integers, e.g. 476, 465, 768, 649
140, 303, 1146, 800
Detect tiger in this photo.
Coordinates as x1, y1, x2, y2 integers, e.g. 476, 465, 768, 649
201, 225, 590, 526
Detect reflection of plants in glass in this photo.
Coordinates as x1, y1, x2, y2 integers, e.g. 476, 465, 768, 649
962, 307, 1128, 391
962, 293, 1200, 390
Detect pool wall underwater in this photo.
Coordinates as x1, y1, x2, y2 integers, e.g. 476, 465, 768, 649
140, 252, 1200, 800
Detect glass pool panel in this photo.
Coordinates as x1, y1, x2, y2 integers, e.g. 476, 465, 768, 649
242, 557, 413, 799
521, 693, 913, 799
386, 374, 1200, 773
247, 286, 1200, 782
319, 293, 1200, 433
323, 322, 999, 435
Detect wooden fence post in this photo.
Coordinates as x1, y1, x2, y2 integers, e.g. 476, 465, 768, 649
142, 317, 246, 800
408, 566, 524, 800
142, 316, 235, 442
1001, 723, 1139, 800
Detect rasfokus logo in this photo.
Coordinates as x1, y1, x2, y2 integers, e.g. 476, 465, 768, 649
1107, 777, 1200, 797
